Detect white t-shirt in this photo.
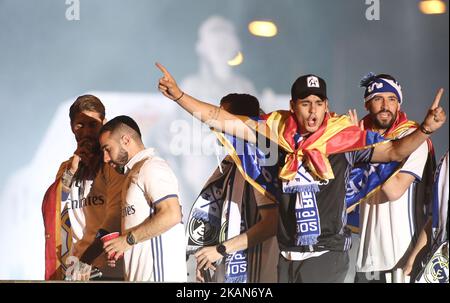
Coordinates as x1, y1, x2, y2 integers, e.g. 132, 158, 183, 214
357, 131, 429, 272
57, 161, 124, 277
121, 148, 187, 282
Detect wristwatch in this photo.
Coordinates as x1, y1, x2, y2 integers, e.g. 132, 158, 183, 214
126, 231, 136, 246
216, 243, 229, 257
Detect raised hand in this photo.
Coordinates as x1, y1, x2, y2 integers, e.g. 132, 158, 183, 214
348, 109, 364, 130
70, 138, 95, 173
69, 154, 81, 175
156, 62, 184, 101
421, 88, 446, 133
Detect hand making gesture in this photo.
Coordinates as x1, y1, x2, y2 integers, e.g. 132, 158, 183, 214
420, 88, 446, 134
156, 62, 184, 102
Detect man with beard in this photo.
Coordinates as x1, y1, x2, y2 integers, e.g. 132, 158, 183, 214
348, 73, 435, 283
155, 63, 446, 282
42, 95, 125, 280
99, 115, 187, 282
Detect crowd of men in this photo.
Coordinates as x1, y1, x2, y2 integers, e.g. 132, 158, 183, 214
42, 63, 448, 283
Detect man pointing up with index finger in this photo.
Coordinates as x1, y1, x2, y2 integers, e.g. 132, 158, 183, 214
156, 62, 446, 282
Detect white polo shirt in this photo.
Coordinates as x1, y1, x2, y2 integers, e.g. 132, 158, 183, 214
357, 130, 429, 273
121, 148, 187, 282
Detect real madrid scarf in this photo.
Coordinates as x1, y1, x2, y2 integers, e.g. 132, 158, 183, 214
186, 134, 279, 283
186, 158, 248, 282
216, 111, 387, 247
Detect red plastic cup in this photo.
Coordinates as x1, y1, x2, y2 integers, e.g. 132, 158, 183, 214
101, 232, 124, 260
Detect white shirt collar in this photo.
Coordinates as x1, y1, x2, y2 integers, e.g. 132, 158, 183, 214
124, 148, 155, 173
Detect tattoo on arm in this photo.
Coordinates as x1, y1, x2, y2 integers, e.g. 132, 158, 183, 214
208, 107, 221, 121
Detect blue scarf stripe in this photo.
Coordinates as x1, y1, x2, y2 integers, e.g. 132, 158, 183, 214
295, 191, 321, 246
345, 126, 401, 226
346, 161, 401, 206
225, 250, 248, 283
345, 130, 401, 228
223, 134, 279, 202
158, 236, 164, 282
365, 130, 389, 145
345, 161, 401, 228
150, 236, 163, 282
222, 171, 248, 283
61, 191, 70, 201
407, 187, 414, 239
151, 237, 157, 281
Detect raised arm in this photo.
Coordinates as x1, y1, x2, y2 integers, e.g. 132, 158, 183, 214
371, 88, 446, 163
156, 62, 258, 142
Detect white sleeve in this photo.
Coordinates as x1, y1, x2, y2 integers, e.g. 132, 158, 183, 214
398, 140, 429, 181
142, 158, 180, 206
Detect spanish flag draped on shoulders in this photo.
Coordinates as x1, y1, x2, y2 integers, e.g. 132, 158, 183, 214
216, 110, 389, 197
345, 73, 435, 232
215, 109, 388, 251
346, 111, 435, 231
42, 161, 73, 280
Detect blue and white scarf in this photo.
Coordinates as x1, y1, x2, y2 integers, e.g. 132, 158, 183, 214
346, 161, 399, 206
283, 133, 322, 246
186, 158, 248, 283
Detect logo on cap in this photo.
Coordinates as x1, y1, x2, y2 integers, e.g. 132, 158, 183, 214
367, 82, 383, 93
307, 76, 320, 88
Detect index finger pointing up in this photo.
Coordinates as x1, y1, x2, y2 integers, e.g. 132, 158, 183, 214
155, 62, 173, 80
431, 88, 444, 110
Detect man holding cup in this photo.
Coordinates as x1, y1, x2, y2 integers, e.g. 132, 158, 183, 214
99, 115, 187, 282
